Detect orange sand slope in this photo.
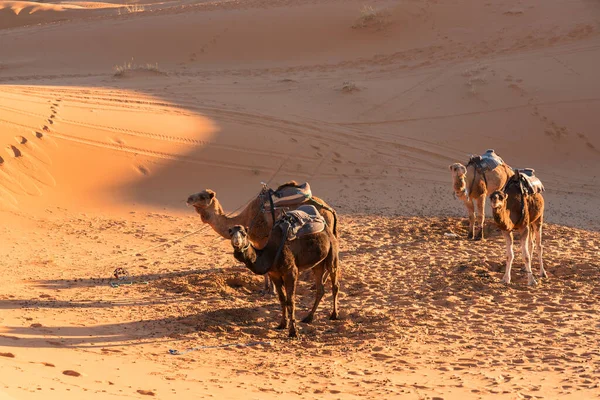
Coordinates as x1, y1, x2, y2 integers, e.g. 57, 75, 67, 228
1, 0, 600, 398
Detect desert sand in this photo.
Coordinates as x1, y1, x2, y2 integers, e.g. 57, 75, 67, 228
1, 0, 599, 398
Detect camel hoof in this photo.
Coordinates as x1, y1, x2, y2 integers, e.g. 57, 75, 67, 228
528, 278, 538, 286
540, 271, 548, 278
275, 322, 287, 330
329, 312, 340, 321
260, 289, 275, 297
301, 315, 314, 324
501, 277, 511, 285
467, 232, 474, 240
288, 328, 299, 339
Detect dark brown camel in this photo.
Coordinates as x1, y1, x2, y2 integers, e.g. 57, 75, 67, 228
228, 223, 340, 338
489, 176, 546, 285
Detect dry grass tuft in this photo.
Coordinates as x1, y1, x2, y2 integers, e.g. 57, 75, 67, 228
117, 3, 145, 15
352, 5, 389, 29
341, 81, 360, 93
113, 60, 165, 78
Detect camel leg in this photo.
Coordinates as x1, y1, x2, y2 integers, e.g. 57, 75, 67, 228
520, 226, 537, 286
464, 198, 475, 239
271, 275, 288, 330
534, 219, 546, 278
261, 275, 275, 296
284, 269, 299, 338
329, 252, 340, 320
473, 195, 485, 241
501, 231, 514, 284
302, 264, 325, 324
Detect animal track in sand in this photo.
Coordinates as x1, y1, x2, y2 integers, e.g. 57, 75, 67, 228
6, 145, 21, 157
62, 370, 81, 377
136, 165, 150, 175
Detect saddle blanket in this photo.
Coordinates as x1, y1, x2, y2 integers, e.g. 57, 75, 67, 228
278, 205, 325, 241
469, 149, 505, 172
513, 168, 545, 194
271, 182, 312, 207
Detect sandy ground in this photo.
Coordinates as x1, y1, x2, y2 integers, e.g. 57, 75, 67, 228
1, 0, 600, 398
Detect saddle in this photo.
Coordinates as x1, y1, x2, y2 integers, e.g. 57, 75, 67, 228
467, 149, 505, 173
276, 205, 325, 241
507, 168, 545, 195
270, 182, 312, 207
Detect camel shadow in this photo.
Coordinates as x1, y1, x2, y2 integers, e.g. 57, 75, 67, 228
0, 305, 279, 350
31, 267, 228, 290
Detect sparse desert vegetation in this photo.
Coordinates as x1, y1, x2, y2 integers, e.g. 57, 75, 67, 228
113, 60, 165, 77
352, 5, 389, 29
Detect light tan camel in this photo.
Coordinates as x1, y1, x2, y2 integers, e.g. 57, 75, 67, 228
489, 177, 546, 286
229, 223, 340, 338
449, 157, 514, 240
186, 182, 338, 293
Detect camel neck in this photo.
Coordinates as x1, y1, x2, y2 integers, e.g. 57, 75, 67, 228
492, 207, 512, 231
202, 197, 262, 240
234, 245, 271, 275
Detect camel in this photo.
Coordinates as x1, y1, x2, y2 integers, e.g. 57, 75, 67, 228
449, 150, 514, 240
186, 182, 338, 293
489, 174, 546, 286
228, 220, 340, 338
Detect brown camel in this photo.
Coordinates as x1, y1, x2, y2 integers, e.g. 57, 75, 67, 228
186, 182, 338, 293
449, 150, 514, 240
489, 174, 546, 286
229, 220, 340, 338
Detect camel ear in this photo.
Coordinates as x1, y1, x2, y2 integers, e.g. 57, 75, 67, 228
448, 164, 454, 171
206, 189, 215, 199
228, 227, 234, 237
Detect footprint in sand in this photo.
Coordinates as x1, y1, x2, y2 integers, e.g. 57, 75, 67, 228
62, 370, 81, 377
135, 165, 149, 175
6, 145, 21, 158
0, 352, 15, 358
137, 390, 155, 396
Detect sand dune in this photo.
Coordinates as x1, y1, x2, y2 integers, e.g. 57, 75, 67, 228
1, 0, 599, 398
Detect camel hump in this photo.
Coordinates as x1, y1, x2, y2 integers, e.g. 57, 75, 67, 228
278, 205, 325, 241
468, 149, 505, 172
271, 182, 312, 206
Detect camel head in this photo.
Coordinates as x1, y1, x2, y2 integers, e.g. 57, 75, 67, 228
448, 163, 467, 178
449, 163, 468, 197
229, 225, 250, 250
489, 191, 507, 210
186, 189, 216, 209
